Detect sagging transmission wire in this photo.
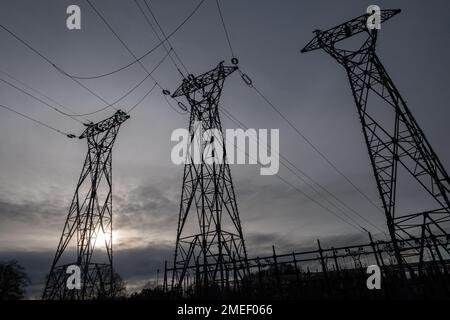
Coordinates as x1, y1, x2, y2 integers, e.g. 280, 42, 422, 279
238, 69, 384, 216
212, 0, 387, 237
62, 48, 172, 117
218, 104, 367, 234
0, 22, 121, 117
0, 18, 172, 119
134, 0, 193, 114
0, 68, 92, 124
213, 0, 384, 216
128, 81, 158, 113
0, 103, 74, 138
143, 0, 191, 77
219, 103, 387, 236
85, 0, 189, 115
0, 75, 85, 125
0, 0, 203, 139
215, 0, 235, 59
134, 0, 188, 79
53, 0, 206, 80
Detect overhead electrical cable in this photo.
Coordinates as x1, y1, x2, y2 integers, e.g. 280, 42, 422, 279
128, 82, 158, 113
63, 48, 172, 116
210, 0, 384, 215
85, 0, 188, 115
53, 0, 206, 80
143, 0, 191, 76
240, 73, 384, 215
219, 104, 385, 235
0, 19, 175, 117
215, 0, 235, 59
0, 23, 118, 114
220, 110, 367, 234
0, 103, 73, 137
0, 68, 92, 123
0, 75, 85, 124
134, 0, 187, 78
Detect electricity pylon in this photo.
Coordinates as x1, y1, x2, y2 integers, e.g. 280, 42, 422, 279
302, 9, 450, 271
170, 61, 249, 294
43, 110, 129, 300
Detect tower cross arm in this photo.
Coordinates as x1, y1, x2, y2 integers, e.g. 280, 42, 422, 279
301, 9, 400, 53
79, 110, 130, 139
171, 62, 238, 98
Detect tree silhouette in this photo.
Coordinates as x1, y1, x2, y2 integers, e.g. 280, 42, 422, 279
0, 260, 29, 300
111, 272, 127, 298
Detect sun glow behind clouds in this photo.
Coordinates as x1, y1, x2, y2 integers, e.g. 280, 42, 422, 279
92, 227, 176, 252
93, 230, 121, 248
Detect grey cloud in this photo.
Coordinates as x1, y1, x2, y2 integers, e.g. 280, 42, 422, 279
0, 197, 63, 224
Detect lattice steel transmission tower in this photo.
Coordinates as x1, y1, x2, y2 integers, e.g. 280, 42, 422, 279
302, 10, 450, 270
43, 110, 129, 300
170, 61, 249, 293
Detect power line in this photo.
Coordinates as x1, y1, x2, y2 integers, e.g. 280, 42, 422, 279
1, 16, 166, 117
215, 0, 235, 59
128, 82, 157, 113
275, 170, 366, 233
238, 71, 384, 215
143, 0, 191, 76
55, 0, 206, 80
219, 104, 385, 235
0, 24, 57, 68
0, 68, 92, 123
220, 107, 367, 233
1, 17, 171, 117
64, 48, 172, 117
134, 0, 193, 114
0, 103, 72, 137
71, 76, 118, 112
134, 0, 188, 78
0, 22, 118, 114
209, 0, 384, 215
0, 75, 85, 124
85, 0, 188, 115
134, 0, 184, 77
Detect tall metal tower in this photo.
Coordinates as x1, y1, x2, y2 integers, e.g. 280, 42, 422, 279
302, 10, 450, 270
43, 110, 129, 300
170, 61, 249, 293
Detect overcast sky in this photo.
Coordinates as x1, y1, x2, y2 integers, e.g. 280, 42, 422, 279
0, 0, 449, 298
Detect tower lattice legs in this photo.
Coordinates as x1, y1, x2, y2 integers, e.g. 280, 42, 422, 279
170, 62, 249, 294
